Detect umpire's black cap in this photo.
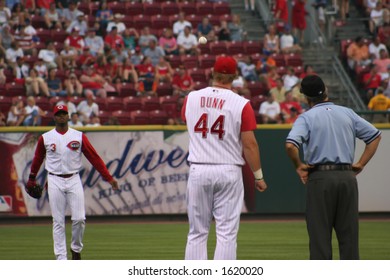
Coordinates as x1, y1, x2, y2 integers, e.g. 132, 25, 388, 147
300, 75, 326, 97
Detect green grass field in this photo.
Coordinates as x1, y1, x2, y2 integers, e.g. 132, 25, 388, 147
0, 220, 389, 260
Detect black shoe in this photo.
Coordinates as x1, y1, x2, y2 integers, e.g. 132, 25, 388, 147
71, 249, 81, 260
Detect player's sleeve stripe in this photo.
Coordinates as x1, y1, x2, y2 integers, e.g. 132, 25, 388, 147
286, 138, 300, 148
365, 130, 381, 144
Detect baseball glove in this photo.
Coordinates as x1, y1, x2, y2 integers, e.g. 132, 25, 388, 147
25, 183, 43, 199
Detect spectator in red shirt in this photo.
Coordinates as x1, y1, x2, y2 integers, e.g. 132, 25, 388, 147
299, 64, 317, 79
136, 57, 157, 96
172, 65, 195, 97
104, 26, 124, 50
77, 47, 96, 68
274, 0, 289, 23
64, 27, 85, 54
362, 64, 382, 103
280, 90, 302, 123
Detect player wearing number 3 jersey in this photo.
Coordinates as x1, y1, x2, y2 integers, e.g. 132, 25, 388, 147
181, 56, 268, 260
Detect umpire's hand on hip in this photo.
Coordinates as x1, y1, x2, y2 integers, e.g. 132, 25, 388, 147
296, 163, 310, 185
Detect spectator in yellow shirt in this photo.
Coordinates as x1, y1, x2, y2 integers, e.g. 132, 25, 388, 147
368, 87, 390, 123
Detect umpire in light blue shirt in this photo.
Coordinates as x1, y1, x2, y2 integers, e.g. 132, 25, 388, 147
285, 75, 381, 260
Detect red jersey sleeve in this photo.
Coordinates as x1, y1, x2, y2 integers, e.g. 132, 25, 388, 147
81, 134, 113, 182
181, 96, 188, 122
241, 102, 257, 132
30, 136, 46, 175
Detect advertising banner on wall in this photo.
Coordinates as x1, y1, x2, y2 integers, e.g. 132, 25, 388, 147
1, 131, 192, 216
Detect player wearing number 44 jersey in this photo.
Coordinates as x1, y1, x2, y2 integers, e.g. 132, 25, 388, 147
27, 105, 118, 260
182, 56, 268, 260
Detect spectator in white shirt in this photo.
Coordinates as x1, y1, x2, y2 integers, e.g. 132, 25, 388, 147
283, 66, 300, 91
84, 28, 104, 56
68, 112, 84, 127
6, 41, 24, 71
0, 1, 11, 26
280, 25, 302, 54
22, 96, 46, 126
368, 36, 388, 60
259, 92, 281, 124
369, 2, 385, 34
106, 13, 126, 34
38, 40, 63, 70
173, 12, 192, 37
66, 12, 88, 36
76, 90, 99, 124
177, 26, 200, 55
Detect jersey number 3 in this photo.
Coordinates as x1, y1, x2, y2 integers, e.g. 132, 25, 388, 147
194, 113, 225, 140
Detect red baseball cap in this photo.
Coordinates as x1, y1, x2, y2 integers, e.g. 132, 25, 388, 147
213, 56, 237, 74
53, 104, 68, 115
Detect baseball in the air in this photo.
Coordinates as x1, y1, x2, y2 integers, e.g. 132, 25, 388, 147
198, 36, 207, 44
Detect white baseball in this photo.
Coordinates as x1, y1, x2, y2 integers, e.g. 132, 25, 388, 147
198, 36, 207, 44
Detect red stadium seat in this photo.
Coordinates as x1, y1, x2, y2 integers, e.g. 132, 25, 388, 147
5, 83, 25, 97
181, 55, 199, 69
219, 14, 233, 23
0, 96, 12, 113
106, 96, 125, 111
294, 66, 304, 77
130, 110, 150, 125
213, 2, 231, 15
69, 96, 82, 106
142, 96, 161, 111
151, 15, 171, 29
161, 2, 180, 16
112, 110, 132, 125
247, 81, 269, 97
250, 95, 267, 111
97, 110, 111, 124
210, 41, 228, 55
199, 43, 211, 55
132, 15, 152, 29
35, 96, 51, 111
178, 2, 197, 15
125, 2, 144, 16
48, 96, 65, 108
285, 53, 303, 67
41, 111, 54, 126
149, 110, 169, 125
51, 29, 68, 43
187, 14, 203, 27
188, 68, 207, 83
196, 1, 214, 16
276, 66, 287, 76
119, 83, 137, 97
194, 81, 209, 90
123, 96, 142, 111
36, 28, 52, 42
270, 53, 286, 67
108, 2, 127, 14
94, 97, 108, 111
340, 39, 353, 59
166, 55, 182, 69
143, 2, 162, 16
30, 15, 45, 28
156, 82, 173, 97
226, 41, 245, 55
243, 40, 263, 55
198, 54, 216, 69
78, 2, 91, 15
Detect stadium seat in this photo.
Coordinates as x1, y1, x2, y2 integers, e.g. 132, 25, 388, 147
35, 96, 51, 111
270, 53, 286, 67
243, 40, 263, 55
210, 41, 228, 55
226, 41, 245, 55
51, 29, 68, 43
160, 103, 178, 118
90, 2, 99, 15
196, 1, 214, 16
36, 28, 52, 42
5, 83, 25, 97
199, 43, 211, 55
98, 110, 111, 124
250, 95, 267, 111
106, 96, 125, 111
119, 83, 137, 97
213, 2, 231, 15
166, 55, 182, 69
125, 2, 144, 16
151, 15, 171, 30
194, 81, 209, 90
108, 2, 127, 14
142, 96, 161, 111
143, 2, 162, 16
30, 15, 45, 29
78, 2, 91, 15
249, 53, 263, 65
247, 81, 268, 97
132, 15, 152, 30
149, 110, 169, 125
41, 112, 54, 126
285, 53, 303, 67
24, 55, 38, 68
53, 42, 64, 53
198, 54, 216, 69
219, 14, 233, 23
181, 55, 199, 69
187, 14, 203, 27
123, 96, 143, 111
340, 39, 352, 59
161, 1, 180, 16
0, 96, 12, 113
294, 66, 304, 77
48, 96, 65, 108
95, 97, 108, 111
254, 111, 263, 124
276, 66, 287, 76
69, 96, 82, 106
112, 110, 132, 125
130, 110, 150, 125
188, 68, 207, 83
178, 2, 197, 15
156, 82, 173, 97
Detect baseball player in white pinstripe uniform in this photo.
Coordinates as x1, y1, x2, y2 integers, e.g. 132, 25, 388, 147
27, 105, 118, 260
182, 56, 268, 260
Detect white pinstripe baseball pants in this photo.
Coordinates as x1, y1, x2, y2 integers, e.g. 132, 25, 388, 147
185, 164, 244, 260
48, 174, 85, 260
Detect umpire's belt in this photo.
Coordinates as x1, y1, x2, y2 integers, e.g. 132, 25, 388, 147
49, 172, 78, 178
311, 164, 352, 172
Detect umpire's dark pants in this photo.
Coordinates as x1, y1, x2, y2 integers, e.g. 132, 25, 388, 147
306, 170, 359, 260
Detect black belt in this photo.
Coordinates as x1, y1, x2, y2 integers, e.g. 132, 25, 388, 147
310, 164, 352, 172
49, 172, 78, 178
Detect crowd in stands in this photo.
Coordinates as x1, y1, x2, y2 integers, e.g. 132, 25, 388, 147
0, 0, 313, 127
